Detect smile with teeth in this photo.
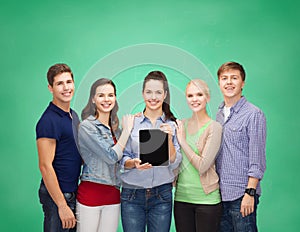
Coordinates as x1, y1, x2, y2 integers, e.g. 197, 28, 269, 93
62, 91, 72, 97
225, 86, 234, 91
149, 100, 159, 105
101, 103, 112, 108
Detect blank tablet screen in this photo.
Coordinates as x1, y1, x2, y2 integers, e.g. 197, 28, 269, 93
139, 129, 169, 166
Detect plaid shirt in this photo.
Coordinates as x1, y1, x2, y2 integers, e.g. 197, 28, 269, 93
216, 96, 266, 201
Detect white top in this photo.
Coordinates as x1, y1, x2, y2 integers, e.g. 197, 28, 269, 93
223, 106, 231, 122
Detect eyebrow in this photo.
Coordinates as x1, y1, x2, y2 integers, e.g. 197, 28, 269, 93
95, 92, 115, 95
54, 78, 73, 84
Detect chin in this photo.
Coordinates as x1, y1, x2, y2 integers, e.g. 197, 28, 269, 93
149, 105, 162, 110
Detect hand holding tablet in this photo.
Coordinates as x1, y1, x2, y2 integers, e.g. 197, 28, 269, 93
139, 129, 169, 166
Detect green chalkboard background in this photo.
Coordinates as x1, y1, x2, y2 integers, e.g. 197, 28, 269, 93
1, 0, 299, 231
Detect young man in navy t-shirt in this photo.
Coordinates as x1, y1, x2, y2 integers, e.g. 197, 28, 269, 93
36, 63, 82, 232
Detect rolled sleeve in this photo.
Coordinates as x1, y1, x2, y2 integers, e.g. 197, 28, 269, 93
248, 111, 267, 179
120, 135, 136, 172
169, 128, 182, 170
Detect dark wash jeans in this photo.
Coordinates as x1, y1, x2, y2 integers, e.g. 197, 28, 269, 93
38, 182, 77, 232
121, 183, 173, 232
219, 195, 259, 232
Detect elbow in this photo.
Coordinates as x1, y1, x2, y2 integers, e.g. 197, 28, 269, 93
198, 168, 206, 176
38, 162, 52, 177
106, 153, 120, 165
196, 162, 211, 176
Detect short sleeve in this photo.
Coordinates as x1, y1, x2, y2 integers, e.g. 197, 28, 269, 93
36, 113, 61, 140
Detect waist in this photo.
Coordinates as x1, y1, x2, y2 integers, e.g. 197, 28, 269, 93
120, 167, 175, 188
77, 181, 120, 206
40, 181, 76, 198
122, 183, 172, 193
81, 172, 119, 186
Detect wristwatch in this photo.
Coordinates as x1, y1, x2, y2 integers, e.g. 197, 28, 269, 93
245, 188, 256, 197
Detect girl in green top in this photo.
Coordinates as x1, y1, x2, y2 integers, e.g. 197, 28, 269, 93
174, 79, 223, 232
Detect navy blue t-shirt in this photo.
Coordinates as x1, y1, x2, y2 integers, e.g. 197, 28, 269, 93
36, 102, 82, 193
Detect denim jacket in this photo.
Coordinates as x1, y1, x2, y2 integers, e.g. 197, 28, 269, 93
78, 115, 123, 186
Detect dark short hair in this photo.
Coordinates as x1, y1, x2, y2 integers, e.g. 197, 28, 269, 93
47, 63, 73, 86
217, 61, 246, 81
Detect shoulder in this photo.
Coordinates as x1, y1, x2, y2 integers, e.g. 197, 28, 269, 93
180, 118, 187, 123
36, 107, 62, 139
165, 119, 178, 129
36, 108, 60, 129
210, 120, 222, 130
80, 116, 96, 128
243, 102, 266, 124
71, 109, 80, 122
242, 99, 265, 115
134, 115, 143, 123
206, 120, 222, 135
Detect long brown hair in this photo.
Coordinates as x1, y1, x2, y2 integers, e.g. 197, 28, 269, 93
142, 71, 176, 122
81, 78, 119, 133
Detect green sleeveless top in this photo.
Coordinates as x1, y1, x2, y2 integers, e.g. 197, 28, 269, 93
175, 120, 221, 204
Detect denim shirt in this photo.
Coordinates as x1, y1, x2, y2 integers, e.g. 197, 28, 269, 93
120, 113, 182, 189
78, 115, 123, 186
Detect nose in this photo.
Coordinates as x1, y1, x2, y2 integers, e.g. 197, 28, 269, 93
63, 82, 69, 90
226, 78, 232, 84
151, 93, 156, 99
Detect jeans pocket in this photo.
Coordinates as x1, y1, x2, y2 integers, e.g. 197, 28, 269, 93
157, 188, 172, 203
63, 192, 76, 201
121, 188, 135, 202
63, 192, 76, 212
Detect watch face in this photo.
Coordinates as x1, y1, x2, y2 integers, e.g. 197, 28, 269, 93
246, 188, 256, 196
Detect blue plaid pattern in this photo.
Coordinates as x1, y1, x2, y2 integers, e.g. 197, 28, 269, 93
216, 97, 266, 201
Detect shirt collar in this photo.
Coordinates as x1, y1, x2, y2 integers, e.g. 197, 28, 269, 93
48, 102, 72, 117
218, 96, 247, 113
87, 115, 110, 129
139, 112, 167, 123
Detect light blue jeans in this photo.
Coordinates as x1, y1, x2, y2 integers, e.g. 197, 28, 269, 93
121, 183, 173, 232
219, 195, 259, 232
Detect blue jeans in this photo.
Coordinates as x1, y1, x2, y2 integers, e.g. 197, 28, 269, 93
38, 182, 77, 232
121, 183, 173, 232
219, 195, 259, 232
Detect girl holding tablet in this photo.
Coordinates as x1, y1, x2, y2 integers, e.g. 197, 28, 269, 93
120, 71, 182, 232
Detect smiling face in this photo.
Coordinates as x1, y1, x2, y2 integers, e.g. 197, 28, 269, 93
93, 84, 116, 114
48, 72, 74, 107
218, 69, 245, 103
142, 79, 167, 112
186, 81, 209, 113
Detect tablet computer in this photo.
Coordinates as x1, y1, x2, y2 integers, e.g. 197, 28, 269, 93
139, 129, 169, 166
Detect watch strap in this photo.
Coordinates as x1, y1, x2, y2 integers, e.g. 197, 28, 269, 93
245, 188, 256, 196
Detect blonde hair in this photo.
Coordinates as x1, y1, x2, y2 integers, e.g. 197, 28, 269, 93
186, 79, 210, 99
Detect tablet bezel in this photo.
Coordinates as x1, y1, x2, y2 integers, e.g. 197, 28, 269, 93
139, 129, 169, 166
